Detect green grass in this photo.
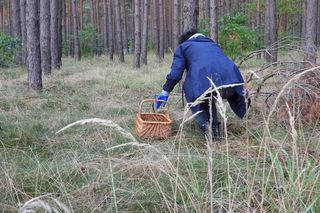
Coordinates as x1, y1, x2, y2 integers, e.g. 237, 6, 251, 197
0, 53, 319, 212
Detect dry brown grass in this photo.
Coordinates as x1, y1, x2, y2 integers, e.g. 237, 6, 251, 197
1, 50, 320, 212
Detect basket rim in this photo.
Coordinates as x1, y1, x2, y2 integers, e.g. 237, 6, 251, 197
136, 113, 172, 124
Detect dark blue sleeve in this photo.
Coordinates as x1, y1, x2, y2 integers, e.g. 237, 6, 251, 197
163, 46, 186, 92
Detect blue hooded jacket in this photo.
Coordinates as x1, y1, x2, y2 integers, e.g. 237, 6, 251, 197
163, 35, 247, 118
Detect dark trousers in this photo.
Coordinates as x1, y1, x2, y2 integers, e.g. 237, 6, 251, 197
190, 87, 236, 131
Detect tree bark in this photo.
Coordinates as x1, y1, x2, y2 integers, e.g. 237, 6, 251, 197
159, 0, 164, 59
114, 0, 124, 62
50, 0, 60, 69
141, 0, 148, 64
58, 0, 63, 67
225, 0, 231, 15
90, 0, 96, 55
121, 0, 129, 53
40, 0, 51, 74
152, 0, 159, 57
26, 0, 42, 90
8, 0, 12, 34
165, 0, 172, 50
3, 2, 11, 34
133, 0, 141, 68
131, 0, 135, 52
0, 4, 3, 29
270, 0, 277, 62
210, 0, 218, 42
79, 0, 83, 30
62, 0, 67, 53
103, 0, 108, 51
317, 0, 320, 46
11, 0, 21, 37
304, 0, 317, 65
107, 0, 114, 60
256, 0, 261, 59
11, 0, 21, 63
68, 0, 74, 57
96, 0, 101, 37
173, 0, 180, 49
183, 0, 199, 32
265, 0, 277, 63
20, 0, 27, 64
72, 0, 81, 60
204, 0, 210, 19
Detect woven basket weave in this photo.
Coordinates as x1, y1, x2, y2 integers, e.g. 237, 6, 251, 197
135, 99, 172, 139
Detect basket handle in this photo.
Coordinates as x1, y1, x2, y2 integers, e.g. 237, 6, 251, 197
138, 99, 170, 116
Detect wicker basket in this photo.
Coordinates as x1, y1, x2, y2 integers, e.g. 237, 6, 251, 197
135, 99, 172, 139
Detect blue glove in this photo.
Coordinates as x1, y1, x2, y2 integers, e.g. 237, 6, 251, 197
155, 90, 169, 109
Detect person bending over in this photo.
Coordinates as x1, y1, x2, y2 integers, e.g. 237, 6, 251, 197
155, 29, 250, 140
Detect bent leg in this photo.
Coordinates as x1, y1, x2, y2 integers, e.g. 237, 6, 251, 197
191, 102, 210, 134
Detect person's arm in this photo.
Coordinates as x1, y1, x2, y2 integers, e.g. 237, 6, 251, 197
156, 46, 186, 109
163, 46, 186, 92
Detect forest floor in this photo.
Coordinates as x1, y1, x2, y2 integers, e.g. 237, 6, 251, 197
0, 53, 319, 212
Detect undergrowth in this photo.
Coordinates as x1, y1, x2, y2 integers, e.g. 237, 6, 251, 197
0, 53, 319, 212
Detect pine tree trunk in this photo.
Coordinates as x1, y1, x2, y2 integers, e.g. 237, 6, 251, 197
3, 3, 8, 33
114, 0, 124, 62
218, 0, 224, 18
62, 0, 67, 53
20, 0, 27, 64
265, 0, 277, 63
173, 0, 180, 49
11, 0, 21, 37
51, 0, 60, 69
183, 0, 199, 32
79, 0, 83, 30
141, 0, 148, 64
204, 0, 210, 19
152, 0, 159, 57
96, 0, 101, 40
210, 0, 218, 42
225, 0, 231, 15
103, 0, 108, 51
131, 0, 135, 52
90, 0, 96, 55
159, 0, 164, 59
256, 0, 261, 59
300, 0, 307, 46
133, 0, 141, 68
316, 1, 320, 46
121, 0, 128, 53
68, 0, 74, 57
58, 0, 63, 66
8, 0, 12, 34
0, 5, 3, 28
11, 0, 21, 63
265, 0, 271, 62
317, 0, 320, 46
26, 0, 42, 90
269, 0, 277, 62
40, 0, 51, 74
149, 0, 154, 49
107, 0, 114, 60
72, 0, 81, 60
304, 0, 317, 65
166, 0, 172, 50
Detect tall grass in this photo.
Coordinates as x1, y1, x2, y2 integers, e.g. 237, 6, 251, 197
0, 53, 319, 212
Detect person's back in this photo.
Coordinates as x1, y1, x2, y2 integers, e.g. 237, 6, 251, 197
178, 36, 244, 102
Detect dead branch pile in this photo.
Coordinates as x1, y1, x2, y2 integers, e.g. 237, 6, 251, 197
240, 37, 320, 124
